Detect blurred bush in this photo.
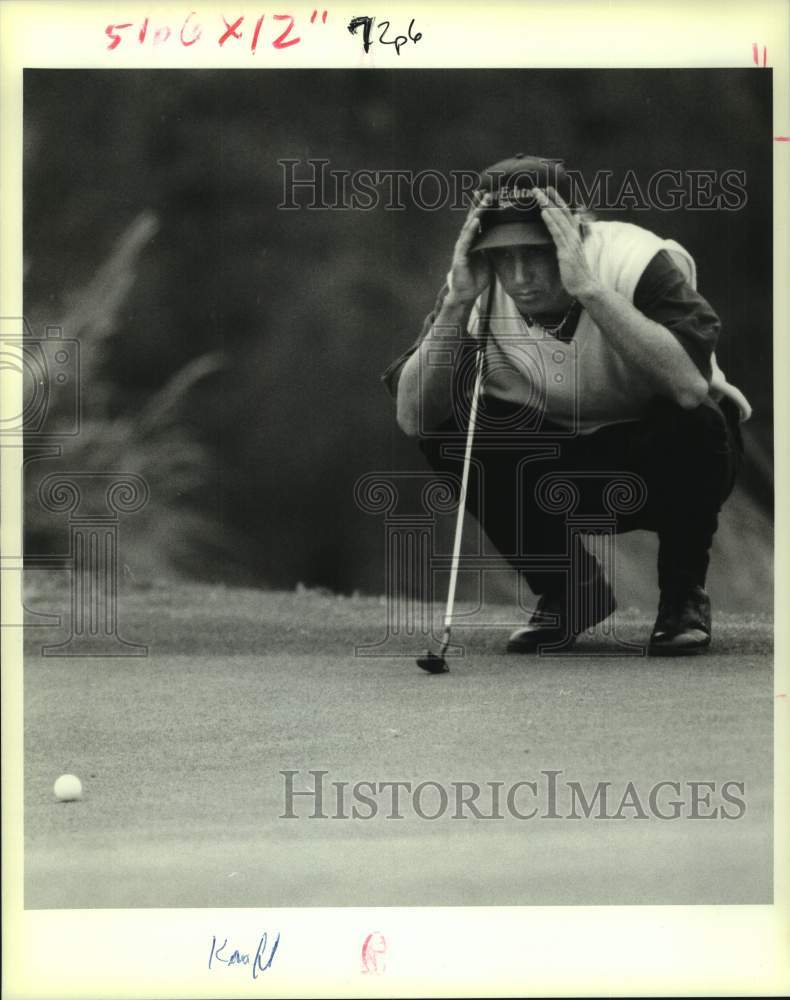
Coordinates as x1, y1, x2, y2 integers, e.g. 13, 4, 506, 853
24, 212, 231, 579
23, 69, 773, 602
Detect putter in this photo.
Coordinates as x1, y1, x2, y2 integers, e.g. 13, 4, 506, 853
417, 284, 493, 674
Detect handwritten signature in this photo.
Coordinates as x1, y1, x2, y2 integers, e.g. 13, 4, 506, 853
208, 932, 280, 979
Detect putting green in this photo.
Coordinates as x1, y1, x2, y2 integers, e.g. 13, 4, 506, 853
22, 580, 773, 908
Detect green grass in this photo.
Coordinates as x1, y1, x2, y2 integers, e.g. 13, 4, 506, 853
22, 572, 774, 658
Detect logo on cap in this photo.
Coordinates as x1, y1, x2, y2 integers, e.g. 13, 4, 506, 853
495, 186, 538, 207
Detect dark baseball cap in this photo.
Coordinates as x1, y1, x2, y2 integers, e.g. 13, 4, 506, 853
472, 154, 572, 252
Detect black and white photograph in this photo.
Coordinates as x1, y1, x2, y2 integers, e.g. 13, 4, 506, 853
2, 1, 788, 997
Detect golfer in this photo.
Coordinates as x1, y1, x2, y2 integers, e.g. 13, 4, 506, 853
382, 155, 750, 655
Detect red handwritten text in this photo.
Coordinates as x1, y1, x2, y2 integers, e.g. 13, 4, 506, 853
752, 42, 767, 67
105, 11, 329, 52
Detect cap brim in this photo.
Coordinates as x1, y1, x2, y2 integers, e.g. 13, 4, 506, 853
472, 222, 553, 252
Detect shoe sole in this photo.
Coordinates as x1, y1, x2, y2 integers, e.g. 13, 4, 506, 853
647, 643, 710, 657
506, 636, 578, 654
506, 597, 617, 654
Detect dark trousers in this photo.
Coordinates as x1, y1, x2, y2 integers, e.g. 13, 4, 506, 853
419, 396, 743, 599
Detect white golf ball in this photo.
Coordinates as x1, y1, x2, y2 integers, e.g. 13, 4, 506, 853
53, 774, 82, 802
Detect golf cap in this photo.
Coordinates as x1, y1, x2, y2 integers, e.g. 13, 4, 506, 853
472, 154, 573, 252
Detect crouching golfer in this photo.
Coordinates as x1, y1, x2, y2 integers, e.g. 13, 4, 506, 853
382, 155, 750, 655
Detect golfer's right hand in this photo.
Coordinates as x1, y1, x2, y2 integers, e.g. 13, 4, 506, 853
446, 191, 493, 306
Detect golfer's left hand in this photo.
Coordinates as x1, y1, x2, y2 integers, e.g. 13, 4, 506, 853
532, 186, 599, 299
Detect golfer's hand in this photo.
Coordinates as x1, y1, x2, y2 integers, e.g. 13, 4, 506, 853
532, 186, 598, 299
446, 191, 493, 306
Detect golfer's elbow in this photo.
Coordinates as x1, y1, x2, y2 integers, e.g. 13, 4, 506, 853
396, 383, 448, 438
395, 376, 421, 437
397, 398, 420, 438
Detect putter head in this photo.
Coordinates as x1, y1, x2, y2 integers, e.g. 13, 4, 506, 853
416, 651, 450, 674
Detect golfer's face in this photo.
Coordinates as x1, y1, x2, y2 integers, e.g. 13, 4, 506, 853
487, 244, 569, 315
